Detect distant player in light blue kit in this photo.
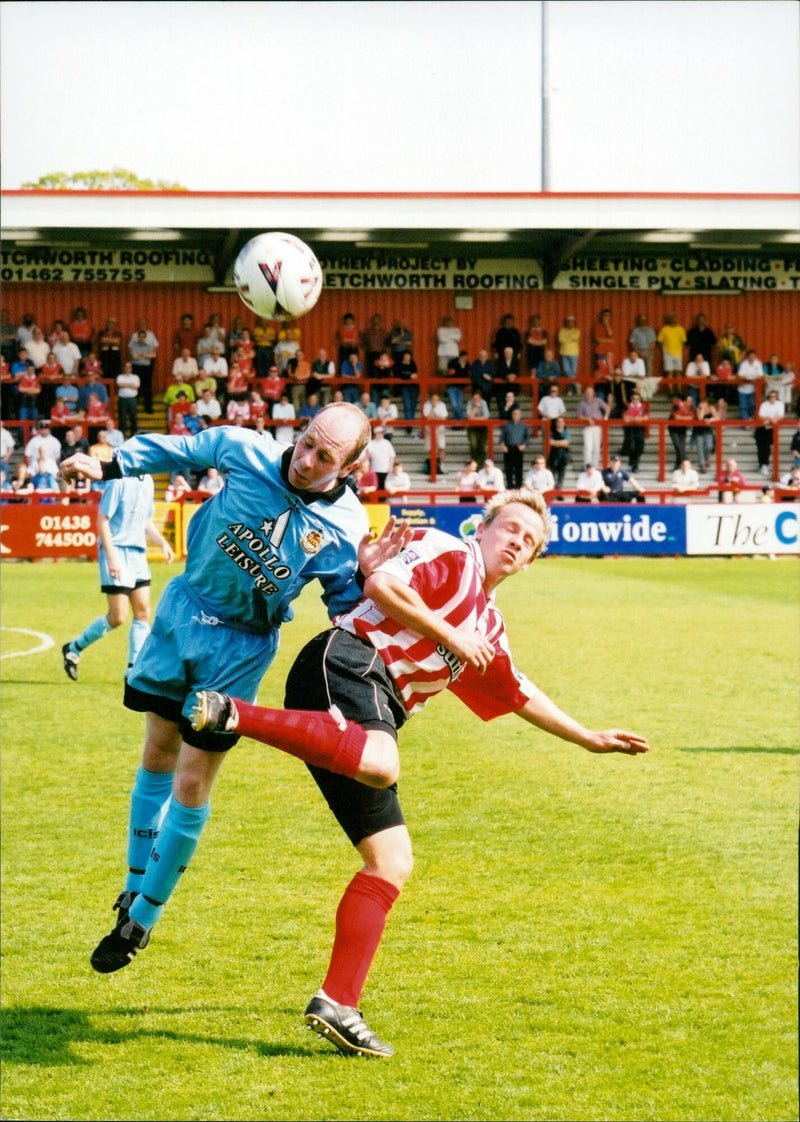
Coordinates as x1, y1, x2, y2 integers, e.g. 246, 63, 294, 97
60, 403, 411, 975
62, 474, 174, 680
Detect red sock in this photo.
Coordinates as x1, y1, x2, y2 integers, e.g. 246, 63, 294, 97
322, 871, 400, 1008
232, 701, 367, 778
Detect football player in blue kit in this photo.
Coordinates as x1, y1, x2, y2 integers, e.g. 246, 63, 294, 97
61, 402, 411, 974
62, 473, 174, 679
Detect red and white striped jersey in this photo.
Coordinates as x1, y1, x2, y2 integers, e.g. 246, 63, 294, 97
334, 528, 536, 720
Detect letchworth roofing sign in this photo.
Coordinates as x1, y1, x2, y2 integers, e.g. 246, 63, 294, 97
5, 245, 798, 292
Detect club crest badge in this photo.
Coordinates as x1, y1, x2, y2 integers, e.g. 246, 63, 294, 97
300, 529, 324, 554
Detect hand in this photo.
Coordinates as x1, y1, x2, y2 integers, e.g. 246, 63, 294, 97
60, 452, 102, 482
107, 548, 122, 580
357, 516, 413, 577
444, 628, 495, 673
583, 730, 651, 756
162, 542, 175, 564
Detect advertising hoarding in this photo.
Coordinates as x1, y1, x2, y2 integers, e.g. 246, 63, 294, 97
685, 504, 799, 555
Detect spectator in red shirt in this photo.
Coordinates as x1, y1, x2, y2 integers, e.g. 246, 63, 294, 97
668, 393, 695, 470
621, 392, 648, 472
172, 313, 197, 357
261, 364, 284, 413
717, 458, 747, 502
592, 308, 615, 373
50, 397, 74, 426
18, 364, 42, 422
69, 306, 94, 357
336, 312, 360, 369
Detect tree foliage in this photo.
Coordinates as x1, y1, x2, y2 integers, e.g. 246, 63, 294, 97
21, 168, 187, 191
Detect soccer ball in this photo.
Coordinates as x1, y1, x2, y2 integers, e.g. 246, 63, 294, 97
233, 231, 323, 320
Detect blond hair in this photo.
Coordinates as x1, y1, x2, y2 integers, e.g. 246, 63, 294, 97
482, 488, 551, 560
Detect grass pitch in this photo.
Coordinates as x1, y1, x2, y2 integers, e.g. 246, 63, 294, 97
1, 556, 798, 1122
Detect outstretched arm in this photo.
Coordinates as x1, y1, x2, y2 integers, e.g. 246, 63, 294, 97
515, 687, 650, 756
365, 569, 495, 672
357, 516, 413, 578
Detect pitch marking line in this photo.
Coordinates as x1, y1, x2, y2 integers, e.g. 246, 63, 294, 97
0, 627, 56, 660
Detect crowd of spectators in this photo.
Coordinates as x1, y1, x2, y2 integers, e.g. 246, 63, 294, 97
2, 304, 797, 505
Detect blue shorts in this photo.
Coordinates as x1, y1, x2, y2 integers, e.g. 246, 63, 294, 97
125, 576, 279, 751
99, 545, 151, 594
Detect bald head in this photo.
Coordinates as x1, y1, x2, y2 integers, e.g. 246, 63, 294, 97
287, 403, 370, 492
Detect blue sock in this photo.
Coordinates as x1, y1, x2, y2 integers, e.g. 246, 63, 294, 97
71, 614, 113, 653
129, 799, 211, 931
125, 767, 175, 893
128, 618, 150, 667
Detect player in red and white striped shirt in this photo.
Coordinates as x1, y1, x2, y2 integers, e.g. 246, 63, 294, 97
334, 524, 538, 720
191, 490, 650, 1057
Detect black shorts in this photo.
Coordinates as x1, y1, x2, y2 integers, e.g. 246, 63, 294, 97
124, 681, 241, 753
101, 578, 150, 596
285, 628, 408, 847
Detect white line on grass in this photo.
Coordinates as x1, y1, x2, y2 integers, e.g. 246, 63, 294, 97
0, 627, 55, 660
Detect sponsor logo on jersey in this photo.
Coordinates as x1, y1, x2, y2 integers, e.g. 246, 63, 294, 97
436, 643, 464, 682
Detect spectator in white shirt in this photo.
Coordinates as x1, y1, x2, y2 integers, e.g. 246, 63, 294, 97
755, 389, 785, 475
736, 350, 763, 420
376, 394, 399, 438
271, 392, 296, 443
524, 455, 556, 494
24, 419, 62, 475
672, 458, 700, 494
385, 459, 411, 499
537, 383, 566, 423
196, 388, 222, 422
26, 327, 50, 371
575, 463, 609, 502
53, 331, 82, 376
202, 345, 228, 381
684, 353, 711, 407
365, 427, 395, 496
436, 315, 462, 374
477, 458, 505, 492
172, 347, 199, 383
422, 392, 448, 467
621, 346, 650, 398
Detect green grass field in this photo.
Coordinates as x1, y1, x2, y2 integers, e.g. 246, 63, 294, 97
1, 556, 798, 1122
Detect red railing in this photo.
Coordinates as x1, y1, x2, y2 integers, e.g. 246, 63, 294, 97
4, 376, 795, 488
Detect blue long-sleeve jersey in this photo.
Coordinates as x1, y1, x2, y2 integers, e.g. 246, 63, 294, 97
110, 427, 368, 632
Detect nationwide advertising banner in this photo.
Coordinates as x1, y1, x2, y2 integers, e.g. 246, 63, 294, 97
388, 503, 688, 556
546, 504, 687, 555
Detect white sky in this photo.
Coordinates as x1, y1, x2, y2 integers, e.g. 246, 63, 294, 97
1, 0, 798, 194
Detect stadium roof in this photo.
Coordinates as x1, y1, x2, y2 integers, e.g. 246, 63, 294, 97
2, 190, 798, 286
